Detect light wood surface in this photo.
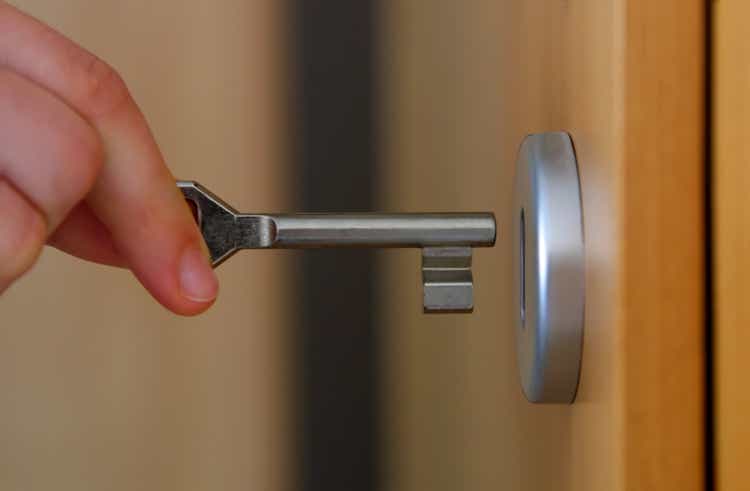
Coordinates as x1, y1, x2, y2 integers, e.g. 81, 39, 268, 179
623, 2, 705, 489
714, 2, 750, 490
0, 2, 290, 490
379, 1, 705, 490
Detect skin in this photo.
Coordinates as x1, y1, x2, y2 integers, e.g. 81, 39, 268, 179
0, 2, 219, 315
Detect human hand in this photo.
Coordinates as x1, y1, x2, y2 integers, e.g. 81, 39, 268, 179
0, 2, 218, 315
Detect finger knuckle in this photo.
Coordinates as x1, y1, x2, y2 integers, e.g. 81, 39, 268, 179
0, 69, 22, 101
72, 51, 132, 117
58, 122, 104, 199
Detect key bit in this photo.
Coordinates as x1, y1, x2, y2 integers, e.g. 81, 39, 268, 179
178, 180, 496, 313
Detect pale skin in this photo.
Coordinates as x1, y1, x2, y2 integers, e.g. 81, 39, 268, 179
0, 2, 219, 314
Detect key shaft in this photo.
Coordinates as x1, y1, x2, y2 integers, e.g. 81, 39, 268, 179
257, 213, 495, 249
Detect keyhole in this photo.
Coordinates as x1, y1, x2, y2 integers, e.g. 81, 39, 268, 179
520, 208, 526, 327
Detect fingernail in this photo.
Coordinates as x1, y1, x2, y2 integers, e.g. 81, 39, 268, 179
179, 246, 219, 302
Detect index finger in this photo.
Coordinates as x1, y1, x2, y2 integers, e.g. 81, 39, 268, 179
0, 2, 218, 314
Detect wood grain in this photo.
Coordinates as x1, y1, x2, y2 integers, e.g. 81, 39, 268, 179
714, 1, 750, 490
623, 1, 705, 489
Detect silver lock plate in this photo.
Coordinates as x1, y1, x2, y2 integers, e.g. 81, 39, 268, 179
513, 132, 584, 404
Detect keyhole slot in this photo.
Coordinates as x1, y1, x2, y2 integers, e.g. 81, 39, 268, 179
520, 208, 526, 327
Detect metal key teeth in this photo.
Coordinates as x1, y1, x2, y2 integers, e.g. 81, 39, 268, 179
178, 180, 495, 313
422, 247, 474, 313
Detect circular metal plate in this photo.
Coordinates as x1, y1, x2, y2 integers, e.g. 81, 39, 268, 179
512, 132, 584, 404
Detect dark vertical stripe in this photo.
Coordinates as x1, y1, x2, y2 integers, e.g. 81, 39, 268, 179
289, 2, 378, 490
705, 1, 715, 489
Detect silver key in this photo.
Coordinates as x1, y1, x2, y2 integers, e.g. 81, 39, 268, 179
178, 181, 496, 313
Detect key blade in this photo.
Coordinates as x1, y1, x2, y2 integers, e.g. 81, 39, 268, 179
422, 247, 474, 313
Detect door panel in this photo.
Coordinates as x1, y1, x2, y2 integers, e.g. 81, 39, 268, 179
379, 1, 704, 490
0, 2, 290, 490
714, 2, 750, 490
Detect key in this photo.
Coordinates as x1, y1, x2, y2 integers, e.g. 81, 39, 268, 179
178, 181, 496, 313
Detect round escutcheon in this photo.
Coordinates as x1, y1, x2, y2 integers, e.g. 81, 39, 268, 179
512, 132, 584, 404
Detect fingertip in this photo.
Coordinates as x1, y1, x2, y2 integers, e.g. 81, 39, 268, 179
169, 296, 218, 317
0, 179, 46, 292
167, 214, 220, 316
178, 245, 219, 304
132, 241, 219, 317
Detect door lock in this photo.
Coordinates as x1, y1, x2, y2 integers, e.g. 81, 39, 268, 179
513, 132, 585, 404
178, 181, 496, 313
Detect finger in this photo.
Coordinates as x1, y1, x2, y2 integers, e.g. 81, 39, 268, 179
0, 179, 46, 293
0, 3, 218, 315
0, 69, 102, 233
48, 203, 126, 267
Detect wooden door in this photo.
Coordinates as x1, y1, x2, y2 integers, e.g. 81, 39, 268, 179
0, 2, 290, 490
714, 2, 750, 490
379, 1, 706, 490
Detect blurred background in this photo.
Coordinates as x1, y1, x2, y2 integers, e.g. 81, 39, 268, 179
1, 1, 581, 490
